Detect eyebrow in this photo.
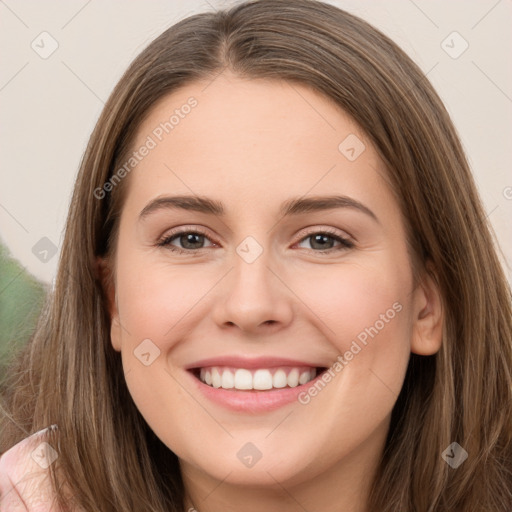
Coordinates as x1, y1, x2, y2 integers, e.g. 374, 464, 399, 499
139, 194, 378, 223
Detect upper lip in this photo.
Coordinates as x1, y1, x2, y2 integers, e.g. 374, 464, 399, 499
185, 355, 326, 370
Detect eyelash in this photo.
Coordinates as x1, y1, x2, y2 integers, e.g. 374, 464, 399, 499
156, 227, 354, 255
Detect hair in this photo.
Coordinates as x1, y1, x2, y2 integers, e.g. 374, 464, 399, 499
1, 0, 511, 510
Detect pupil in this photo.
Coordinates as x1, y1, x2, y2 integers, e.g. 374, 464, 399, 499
177, 233, 335, 250
182, 233, 203, 249
311, 234, 333, 250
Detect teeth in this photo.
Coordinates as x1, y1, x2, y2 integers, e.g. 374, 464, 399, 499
299, 371, 311, 385
221, 369, 234, 389
253, 369, 273, 390
288, 368, 299, 387
273, 369, 287, 388
234, 369, 252, 390
211, 368, 222, 388
197, 366, 318, 390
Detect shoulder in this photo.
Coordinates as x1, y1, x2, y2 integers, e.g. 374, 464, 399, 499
0, 425, 62, 511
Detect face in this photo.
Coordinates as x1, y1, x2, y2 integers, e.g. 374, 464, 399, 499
103, 72, 442, 496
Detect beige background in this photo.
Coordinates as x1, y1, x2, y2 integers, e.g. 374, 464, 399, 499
0, 0, 511, 284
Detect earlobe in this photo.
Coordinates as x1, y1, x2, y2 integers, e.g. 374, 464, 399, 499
96, 256, 122, 352
410, 265, 444, 356
110, 317, 122, 352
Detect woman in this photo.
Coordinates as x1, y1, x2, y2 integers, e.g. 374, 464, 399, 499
1, 0, 511, 510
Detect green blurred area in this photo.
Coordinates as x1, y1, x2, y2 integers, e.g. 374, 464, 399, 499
0, 241, 46, 375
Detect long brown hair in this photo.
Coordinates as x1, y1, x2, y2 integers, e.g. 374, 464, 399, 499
1, 1, 511, 510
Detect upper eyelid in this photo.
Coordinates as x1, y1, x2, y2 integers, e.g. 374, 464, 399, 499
162, 226, 213, 238
159, 226, 353, 247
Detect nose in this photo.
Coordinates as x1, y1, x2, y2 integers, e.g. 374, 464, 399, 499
211, 248, 294, 334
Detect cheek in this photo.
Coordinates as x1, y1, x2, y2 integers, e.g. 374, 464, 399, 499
291, 261, 413, 450
113, 258, 219, 416
298, 254, 414, 406
113, 258, 206, 454
115, 256, 215, 341
298, 258, 412, 350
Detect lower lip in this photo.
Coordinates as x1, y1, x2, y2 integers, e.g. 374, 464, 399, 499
186, 369, 326, 413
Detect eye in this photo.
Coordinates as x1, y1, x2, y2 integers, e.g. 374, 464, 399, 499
156, 227, 354, 255
296, 229, 354, 252
157, 228, 216, 253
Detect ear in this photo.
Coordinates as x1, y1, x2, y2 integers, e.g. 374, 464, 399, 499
96, 256, 122, 352
410, 262, 444, 356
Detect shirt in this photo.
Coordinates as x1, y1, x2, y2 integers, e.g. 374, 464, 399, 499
0, 425, 62, 511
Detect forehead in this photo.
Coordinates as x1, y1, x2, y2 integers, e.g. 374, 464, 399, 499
123, 74, 391, 216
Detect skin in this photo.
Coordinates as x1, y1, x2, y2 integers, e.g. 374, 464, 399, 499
101, 72, 443, 512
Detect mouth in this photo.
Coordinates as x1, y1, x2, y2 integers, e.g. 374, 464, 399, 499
184, 356, 331, 412
185, 363, 330, 413
188, 366, 328, 391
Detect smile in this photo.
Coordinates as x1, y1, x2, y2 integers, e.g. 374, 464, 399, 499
196, 366, 319, 390
184, 356, 330, 413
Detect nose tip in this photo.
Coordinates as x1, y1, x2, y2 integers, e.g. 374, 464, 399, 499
212, 258, 293, 333
224, 319, 279, 334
